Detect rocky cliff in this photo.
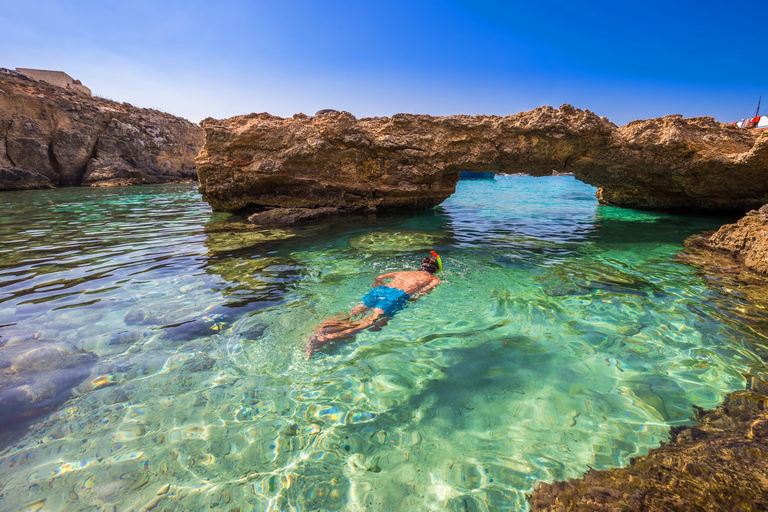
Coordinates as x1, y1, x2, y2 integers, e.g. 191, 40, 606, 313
0, 69, 203, 190
197, 107, 768, 218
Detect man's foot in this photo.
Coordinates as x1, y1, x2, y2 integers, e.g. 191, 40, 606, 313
304, 334, 325, 359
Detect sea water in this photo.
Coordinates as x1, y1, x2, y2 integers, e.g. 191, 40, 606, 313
0, 177, 766, 511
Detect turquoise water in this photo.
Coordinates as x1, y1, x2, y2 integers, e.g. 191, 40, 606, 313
0, 177, 766, 510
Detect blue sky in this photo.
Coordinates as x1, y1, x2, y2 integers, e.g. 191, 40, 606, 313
2, 0, 765, 125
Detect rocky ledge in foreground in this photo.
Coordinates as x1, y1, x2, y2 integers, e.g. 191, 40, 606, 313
699, 204, 768, 274
197, 107, 768, 218
0, 69, 203, 190
528, 375, 768, 511
528, 212, 768, 511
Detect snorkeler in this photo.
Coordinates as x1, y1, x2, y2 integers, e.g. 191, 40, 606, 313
304, 252, 443, 358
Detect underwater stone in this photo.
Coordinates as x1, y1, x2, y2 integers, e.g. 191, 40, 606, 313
0, 341, 97, 426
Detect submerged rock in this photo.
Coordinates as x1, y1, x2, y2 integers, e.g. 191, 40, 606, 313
197, 107, 768, 217
0, 341, 97, 426
528, 375, 768, 511
247, 207, 341, 225
0, 69, 203, 189
535, 226, 768, 511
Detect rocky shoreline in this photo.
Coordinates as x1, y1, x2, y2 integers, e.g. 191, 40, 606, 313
528, 375, 768, 511
0, 69, 203, 190
528, 206, 768, 510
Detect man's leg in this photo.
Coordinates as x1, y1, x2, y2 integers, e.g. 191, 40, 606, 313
305, 308, 386, 357
317, 304, 370, 329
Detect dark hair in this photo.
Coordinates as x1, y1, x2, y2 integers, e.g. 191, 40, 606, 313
421, 256, 438, 274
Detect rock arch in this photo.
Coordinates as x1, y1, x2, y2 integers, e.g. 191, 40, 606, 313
196, 106, 768, 221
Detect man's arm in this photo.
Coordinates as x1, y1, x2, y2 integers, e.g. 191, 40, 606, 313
410, 278, 440, 300
373, 272, 398, 286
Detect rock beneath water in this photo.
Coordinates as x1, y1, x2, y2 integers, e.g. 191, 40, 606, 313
0, 69, 203, 189
528, 375, 768, 511
0, 341, 97, 426
197, 107, 768, 215
701, 204, 768, 274
247, 207, 341, 225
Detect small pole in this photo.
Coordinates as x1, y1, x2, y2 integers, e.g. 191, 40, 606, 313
756, 96, 762, 118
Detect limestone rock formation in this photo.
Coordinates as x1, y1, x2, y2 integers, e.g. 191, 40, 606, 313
597, 115, 768, 211
698, 204, 768, 274
0, 69, 203, 190
196, 107, 768, 217
528, 375, 768, 511
197, 106, 615, 215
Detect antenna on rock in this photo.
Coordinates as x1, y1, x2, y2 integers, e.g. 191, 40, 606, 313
756, 96, 762, 117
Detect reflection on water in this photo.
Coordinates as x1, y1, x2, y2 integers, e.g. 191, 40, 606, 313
0, 178, 766, 510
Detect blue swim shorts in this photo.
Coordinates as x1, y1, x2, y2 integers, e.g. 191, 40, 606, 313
361, 286, 411, 316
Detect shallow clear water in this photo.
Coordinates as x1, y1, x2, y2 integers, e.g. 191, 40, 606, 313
0, 177, 766, 511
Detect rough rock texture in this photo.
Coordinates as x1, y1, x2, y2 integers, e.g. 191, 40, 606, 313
0, 69, 203, 190
196, 107, 768, 216
247, 206, 341, 225
599, 116, 768, 211
699, 204, 768, 274
528, 375, 768, 511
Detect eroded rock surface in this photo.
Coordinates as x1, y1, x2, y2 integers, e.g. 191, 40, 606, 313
197, 107, 768, 216
0, 69, 203, 190
528, 375, 768, 511
698, 204, 768, 274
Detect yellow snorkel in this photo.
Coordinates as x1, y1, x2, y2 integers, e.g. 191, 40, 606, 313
430, 250, 443, 272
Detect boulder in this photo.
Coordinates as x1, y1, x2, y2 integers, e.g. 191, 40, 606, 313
0, 341, 97, 426
247, 207, 341, 225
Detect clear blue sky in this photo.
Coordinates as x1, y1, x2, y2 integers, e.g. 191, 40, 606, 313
2, 0, 765, 125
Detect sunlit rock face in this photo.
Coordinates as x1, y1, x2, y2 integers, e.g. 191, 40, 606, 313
595, 115, 768, 211
197, 106, 768, 217
0, 70, 203, 190
701, 204, 768, 274
197, 105, 615, 214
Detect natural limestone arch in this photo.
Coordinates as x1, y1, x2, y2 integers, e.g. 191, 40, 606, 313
196, 106, 768, 222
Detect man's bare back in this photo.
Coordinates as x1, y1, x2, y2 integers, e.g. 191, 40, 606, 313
304, 254, 442, 358
373, 270, 440, 298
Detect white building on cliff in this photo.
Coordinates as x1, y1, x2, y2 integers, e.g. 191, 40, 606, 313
15, 68, 91, 96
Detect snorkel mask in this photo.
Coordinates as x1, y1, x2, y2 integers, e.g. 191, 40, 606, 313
430, 250, 443, 272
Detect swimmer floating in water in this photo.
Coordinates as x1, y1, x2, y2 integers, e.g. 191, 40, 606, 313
304, 252, 443, 358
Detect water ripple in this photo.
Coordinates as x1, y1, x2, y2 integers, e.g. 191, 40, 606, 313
0, 179, 765, 510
